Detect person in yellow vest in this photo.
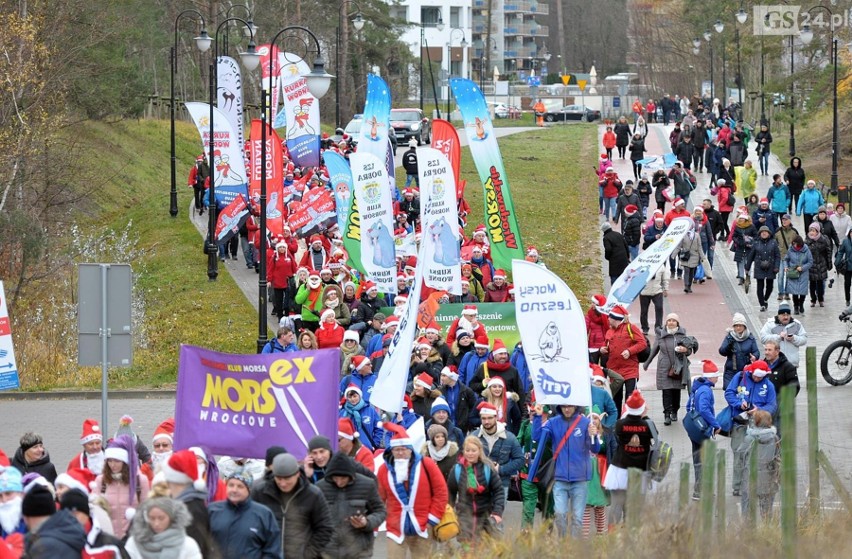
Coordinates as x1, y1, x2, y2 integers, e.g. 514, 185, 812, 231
533, 100, 546, 127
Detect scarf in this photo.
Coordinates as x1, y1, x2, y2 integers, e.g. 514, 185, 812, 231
389, 453, 422, 536
132, 527, 188, 559
151, 451, 172, 472
463, 461, 485, 494
326, 298, 339, 309
730, 327, 750, 342
808, 230, 821, 241
344, 399, 368, 433
427, 441, 450, 462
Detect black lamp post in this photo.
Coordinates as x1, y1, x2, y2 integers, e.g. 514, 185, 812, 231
205, 18, 260, 281
800, 5, 839, 192
789, 34, 796, 157
735, 6, 747, 113
257, 27, 333, 351
420, 17, 444, 111
702, 31, 714, 100
336, 2, 365, 129
446, 28, 467, 117
477, 38, 497, 91
221, 4, 257, 56
714, 20, 725, 105
170, 11, 210, 218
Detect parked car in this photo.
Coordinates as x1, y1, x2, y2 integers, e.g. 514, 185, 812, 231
343, 116, 399, 153
390, 108, 431, 144
543, 104, 601, 122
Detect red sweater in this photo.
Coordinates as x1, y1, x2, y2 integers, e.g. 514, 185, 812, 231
377, 455, 448, 543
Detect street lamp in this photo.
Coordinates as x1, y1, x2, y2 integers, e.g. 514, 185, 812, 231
714, 20, 725, 106
446, 28, 467, 116
170, 10, 210, 218
420, 17, 444, 112
257, 26, 333, 351
789, 34, 796, 156
702, 31, 714, 100
800, 4, 839, 192
336, 1, 366, 128
221, 4, 257, 56
734, 4, 747, 115
206, 18, 260, 282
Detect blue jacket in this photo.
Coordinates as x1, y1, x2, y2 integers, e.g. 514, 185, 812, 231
458, 350, 488, 386
261, 338, 298, 354
797, 188, 825, 215
510, 343, 532, 396
718, 333, 760, 378
767, 183, 791, 214
365, 330, 385, 358
474, 424, 525, 485
591, 386, 618, 431
687, 377, 721, 430
724, 371, 778, 416
339, 371, 378, 403
22, 509, 86, 558
751, 207, 778, 235
382, 409, 421, 448
528, 409, 600, 483
339, 405, 384, 450
208, 497, 282, 559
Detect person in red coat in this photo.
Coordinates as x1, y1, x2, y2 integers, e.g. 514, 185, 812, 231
316, 308, 345, 349
585, 294, 610, 365
301, 234, 330, 272
268, 242, 297, 319
601, 305, 647, 415
484, 269, 513, 302
277, 225, 300, 255
599, 167, 623, 221
664, 197, 691, 225
377, 423, 448, 555
67, 419, 106, 477
446, 305, 488, 345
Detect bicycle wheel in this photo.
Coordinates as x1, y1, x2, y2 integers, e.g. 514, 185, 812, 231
820, 340, 852, 385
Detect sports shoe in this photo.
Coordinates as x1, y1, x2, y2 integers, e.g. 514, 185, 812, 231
760, 305, 767, 312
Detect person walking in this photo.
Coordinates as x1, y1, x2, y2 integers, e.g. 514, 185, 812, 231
601, 222, 630, 286
740, 410, 781, 520
783, 236, 813, 315
446, 436, 505, 546
124, 498, 202, 559
677, 222, 703, 293
601, 305, 647, 414
796, 180, 825, 231
783, 157, 806, 214
644, 313, 698, 425
638, 268, 668, 336
775, 214, 800, 302
614, 117, 631, 159
402, 140, 419, 188
628, 133, 646, 180
759, 302, 808, 369
718, 313, 760, 388
208, 470, 281, 559
683, 361, 723, 500
806, 223, 833, 308
746, 226, 782, 312
836, 227, 852, 306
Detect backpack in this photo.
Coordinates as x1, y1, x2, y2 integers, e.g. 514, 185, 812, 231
646, 420, 673, 482
626, 323, 651, 362
453, 462, 492, 486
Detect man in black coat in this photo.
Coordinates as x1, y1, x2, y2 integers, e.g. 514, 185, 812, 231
602, 221, 630, 285
702, 198, 725, 241
439, 366, 480, 433
316, 454, 386, 559
402, 139, 419, 188
762, 339, 800, 436
22, 485, 86, 558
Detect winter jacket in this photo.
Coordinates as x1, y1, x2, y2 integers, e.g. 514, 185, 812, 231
316, 321, 345, 349
79, 520, 128, 559
585, 307, 610, 351
815, 216, 840, 250
674, 140, 696, 167
746, 236, 782, 280
424, 419, 466, 448
639, 268, 668, 297
731, 220, 758, 263
251, 473, 334, 559
767, 183, 791, 214
599, 175, 623, 199
643, 224, 666, 250
411, 388, 442, 419
267, 249, 297, 289
686, 377, 721, 441
614, 122, 631, 147
775, 225, 800, 259
718, 332, 760, 382
317, 454, 387, 559
604, 321, 647, 381
743, 426, 781, 496
603, 229, 630, 278
509, 343, 533, 396
339, 404, 384, 451
440, 381, 479, 433
591, 385, 619, 432
765, 351, 801, 399
669, 167, 696, 199
402, 149, 418, 174
339, 371, 378, 403
295, 284, 325, 325
92, 474, 150, 540
752, 207, 779, 235
11, 449, 58, 484
646, 326, 697, 390
376, 453, 448, 544
350, 294, 383, 326
677, 232, 703, 268
447, 462, 505, 539
760, 318, 807, 369
473, 423, 525, 485
783, 245, 813, 296
629, 137, 646, 162
528, 410, 600, 483
615, 191, 640, 225
409, 352, 445, 387
664, 207, 691, 226
174, 488, 216, 558
652, 172, 670, 207
696, 217, 716, 253
704, 206, 725, 239
755, 130, 773, 154
602, 131, 616, 150
797, 188, 825, 216
837, 235, 852, 274
636, 179, 653, 209
611, 415, 654, 471
729, 140, 746, 166
470, 358, 525, 405
457, 350, 488, 387
784, 159, 805, 195
805, 235, 832, 281
208, 497, 281, 559
622, 213, 642, 247
831, 213, 852, 241
724, 371, 778, 416
261, 338, 297, 354
22, 510, 86, 559
420, 441, 460, 480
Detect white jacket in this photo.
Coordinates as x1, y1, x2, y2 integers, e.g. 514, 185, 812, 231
759, 317, 808, 367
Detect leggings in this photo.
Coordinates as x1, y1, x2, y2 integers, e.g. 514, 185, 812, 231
844, 271, 852, 303
789, 192, 801, 214
632, 161, 643, 179
792, 294, 806, 310
612, 378, 637, 417
583, 506, 608, 537
617, 145, 627, 158
720, 211, 732, 238
606, 148, 613, 160
756, 278, 775, 307
693, 149, 704, 172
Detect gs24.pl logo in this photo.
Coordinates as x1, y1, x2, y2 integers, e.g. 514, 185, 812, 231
755, 5, 852, 36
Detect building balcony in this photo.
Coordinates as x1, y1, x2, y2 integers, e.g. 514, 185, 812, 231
504, 1, 549, 15
503, 23, 548, 37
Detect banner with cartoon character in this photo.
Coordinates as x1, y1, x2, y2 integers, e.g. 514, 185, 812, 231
358, 75, 392, 188
371, 251, 424, 415
605, 217, 692, 310
431, 118, 461, 187
174, 345, 340, 459
350, 151, 396, 293
280, 53, 320, 168
216, 56, 245, 156
0, 281, 20, 391
215, 193, 250, 244
248, 119, 285, 239
418, 148, 462, 295
185, 102, 248, 209
512, 259, 590, 407
324, 151, 354, 234
287, 187, 336, 237
258, 44, 281, 125
450, 78, 525, 270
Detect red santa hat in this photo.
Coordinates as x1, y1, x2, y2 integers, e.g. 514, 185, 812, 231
55, 468, 96, 495
386, 422, 413, 448
152, 418, 175, 443
195, 155, 204, 162
424, 320, 441, 335
653, 209, 664, 218
320, 267, 332, 275
440, 366, 459, 382
474, 332, 490, 349
590, 363, 609, 384
79, 419, 102, 445
462, 304, 478, 315
471, 245, 483, 254
493, 269, 507, 280
600, 153, 608, 160
350, 355, 371, 371
414, 372, 434, 390
590, 294, 607, 308
674, 197, 686, 207
381, 315, 399, 331
491, 338, 508, 355
701, 360, 722, 378
416, 336, 432, 351
527, 246, 539, 257
403, 394, 414, 410
746, 360, 771, 379
477, 401, 499, 417
624, 390, 646, 416
310, 234, 324, 245
394, 294, 408, 305
308, 271, 322, 280
320, 308, 337, 322
487, 376, 506, 390
363, 281, 378, 293
625, 204, 639, 215
338, 417, 359, 441
344, 383, 363, 399
396, 272, 407, 281
608, 305, 628, 321
404, 256, 417, 271
403, 188, 416, 197
162, 450, 207, 491
759, 197, 769, 205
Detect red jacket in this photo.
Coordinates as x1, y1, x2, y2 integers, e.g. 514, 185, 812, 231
599, 175, 622, 199
300, 247, 329, 272
664, 207, 691, 226
377, 455, 448, 544
602, 131, 616, 149
484, 283, 513, 302
353, 445, 376, 472
446, 318, 487, 345
268, 249, 297, 289
585, 307, 609, 350
604, 321, 646, 381
315, 321, 345, 348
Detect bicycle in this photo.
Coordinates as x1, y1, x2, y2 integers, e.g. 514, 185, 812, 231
820, 314, 852, 385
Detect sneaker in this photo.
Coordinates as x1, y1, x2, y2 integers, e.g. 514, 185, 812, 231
732, 490, 741, 497
670, 412, 678, 422
811, 301, 816, 307
692, 493, 701, 501
664, 415, 672, 426
760, 305, 767, 312
738, 278, 744, 285
777, 295, 784, 301
819, 301, 825, 307
784, 294, 791, 301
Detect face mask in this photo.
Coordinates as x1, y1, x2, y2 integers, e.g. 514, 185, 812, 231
393, 457, 410, 481
0, 497, 22, 534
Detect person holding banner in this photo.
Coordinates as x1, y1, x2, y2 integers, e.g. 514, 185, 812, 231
600, 306, 647, 415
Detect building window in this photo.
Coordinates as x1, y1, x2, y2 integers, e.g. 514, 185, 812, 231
389, 5, 408, 22
450, 7, 461, 28
421, 6, 442, 26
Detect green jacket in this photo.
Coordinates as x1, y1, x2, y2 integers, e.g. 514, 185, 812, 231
295, 284, 322, 323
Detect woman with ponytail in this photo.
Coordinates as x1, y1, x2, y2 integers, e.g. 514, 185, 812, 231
446, 436, 505, 546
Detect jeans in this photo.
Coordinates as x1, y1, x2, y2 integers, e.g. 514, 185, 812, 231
777, 268, 787, 295
693, 149, 704, 171
552, 480, 588, 538
603, 196, 617, 220
736, 259, 746, 279
731, 424, 749, 492
639, 293, 664, 334
628, 244, 639, 261
240, 236, 255, 267
599, 186, 604, 212
404, 174, 419, 188
759, 150, 770, 174
691, 439, 703, 496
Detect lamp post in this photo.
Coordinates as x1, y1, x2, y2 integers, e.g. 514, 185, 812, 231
714, 19, 725, 105
336, 2, 365, 128
420, 17, 444, 111
789, 34, 796, 156
206, 18, 260, 281
735, 6, 747, 113
701, 31, 714, 100
478, 38, 497, 91
446, 28, 467, 117
221, 4, 257, 56
800, 4, 839, 192
170, 11, 210, 218
257, 27, 333, 351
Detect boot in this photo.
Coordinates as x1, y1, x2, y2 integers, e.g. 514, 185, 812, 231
664, 410, 672, 426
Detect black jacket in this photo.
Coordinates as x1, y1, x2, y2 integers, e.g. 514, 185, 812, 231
446, 462, 505, 539
402, 149, 418, 174
614, 123, 631, 146
176, 488, 217, 558
623, 213, 642, 247
208, 497, 281, 559
440, 381, 479, 433
784, 159, 806, 194
815, 216, 840, 250
22, 510, 86, 559
252, 472, 333, 559
767, 351, 800, 399
12, 449, 58, 484
603, 228, 630, 277
316, 454, 386, 559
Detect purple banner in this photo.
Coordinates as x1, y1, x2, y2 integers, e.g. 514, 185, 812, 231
174, 345, 341, 459
286, 135, 321, 168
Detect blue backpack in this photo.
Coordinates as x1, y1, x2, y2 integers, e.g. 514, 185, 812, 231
453, 463, 491, 486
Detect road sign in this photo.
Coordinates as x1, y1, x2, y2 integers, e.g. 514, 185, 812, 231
613, 97, 621, 108
578, 79, 588, 92
561, 74, 571, 86
78, 264, 133, 367
0, 282, 20, 391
